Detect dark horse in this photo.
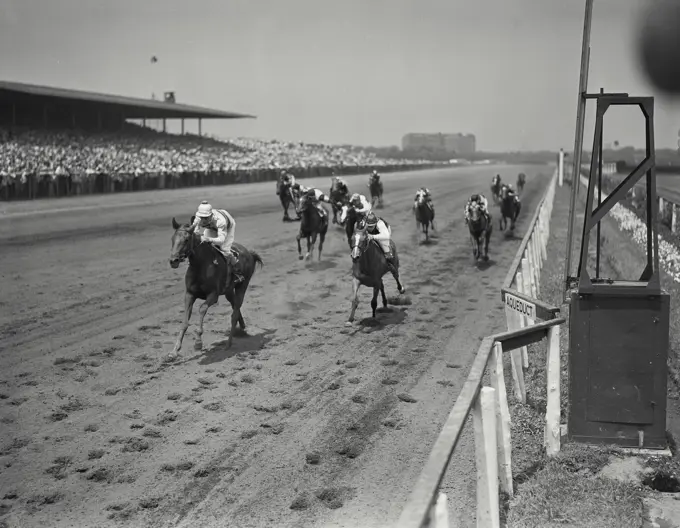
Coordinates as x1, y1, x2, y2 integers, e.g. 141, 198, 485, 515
368, 178, 384, 208
467, 202, 492, 262
296, 195, 329, 261
275, 176, 300, 222
169, 218, 263, 357
516, 172, 526, 195
347, 226, 405, 325
414, 190, 435, 242
499, 184, 522, 232
490, 174, 502, 205
329, 179, 350, 225
340, 204, 360, 248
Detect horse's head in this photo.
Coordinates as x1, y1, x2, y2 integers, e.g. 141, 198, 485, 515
169, 217, 198, 268
339, 204, 349, 224
500, 184, 510, 199
415, 190, 426, 205
350, 224, 369, 261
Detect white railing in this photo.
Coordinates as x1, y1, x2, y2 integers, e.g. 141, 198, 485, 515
397, 171, 564, 528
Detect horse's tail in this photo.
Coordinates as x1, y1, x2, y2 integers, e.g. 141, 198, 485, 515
251, 251, 264, 271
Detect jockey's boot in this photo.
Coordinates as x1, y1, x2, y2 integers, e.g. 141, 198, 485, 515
227, 254, 245, 287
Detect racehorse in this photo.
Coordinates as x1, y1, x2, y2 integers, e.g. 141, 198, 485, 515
296, 194, 329, 261
516, 172, 526, 195
490, 174, 502, 205
347, 225, 405, 325
275, 175, 300, 222
329, 179, 350, 225
414, 190, 435, 242
499, 184, 522, 232
467, 202, 492, 262
340, 204, 360, 248
368, 178, 384, 208
169, 217, 263, 356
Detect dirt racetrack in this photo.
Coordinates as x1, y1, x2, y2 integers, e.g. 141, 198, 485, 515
0, 165, 548, 528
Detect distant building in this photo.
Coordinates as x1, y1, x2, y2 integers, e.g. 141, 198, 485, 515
402, 133, 476, 156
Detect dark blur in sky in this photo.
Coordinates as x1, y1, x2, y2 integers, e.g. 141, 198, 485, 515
1, 0, 679, 151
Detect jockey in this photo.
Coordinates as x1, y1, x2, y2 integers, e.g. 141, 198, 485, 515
281, 169, 296, 188
414, 187, 435, 213
300, 187, 332, 215
363, 212, 404, 291
333, 176, 350, 196
464, 193, 490, 224
191, 201, 245, 286
505, 184, 521, 204
368, 170, 380, 185
349, 192, 372, 219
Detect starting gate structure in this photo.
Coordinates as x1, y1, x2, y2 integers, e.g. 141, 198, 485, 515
564, 91, 671, 450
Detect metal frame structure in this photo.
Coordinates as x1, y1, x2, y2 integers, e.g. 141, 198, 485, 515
573, 93, 660, 293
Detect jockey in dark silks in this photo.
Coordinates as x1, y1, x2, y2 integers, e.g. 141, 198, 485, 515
368, 170, 381, 186
300, 187, 332, 216
464, 193, 491, 224
504, 184, 521, 204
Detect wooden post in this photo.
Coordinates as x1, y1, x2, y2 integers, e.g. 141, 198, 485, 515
473, 387, 500, 528
545, 325, 561, 456
518, 269, 530, 369
672, 204, 678, 233
491, 342, 513, 496
506, 275, 527, 403
432, 493, 449, 528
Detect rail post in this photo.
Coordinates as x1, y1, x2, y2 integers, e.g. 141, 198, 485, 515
473, 386, 500, 528
490, 342, 513, 496
545, 325, 562, 456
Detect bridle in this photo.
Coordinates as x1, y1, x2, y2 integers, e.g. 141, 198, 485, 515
172, 225, 199, 263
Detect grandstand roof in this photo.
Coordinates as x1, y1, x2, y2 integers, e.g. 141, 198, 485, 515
0, 80, 256, 120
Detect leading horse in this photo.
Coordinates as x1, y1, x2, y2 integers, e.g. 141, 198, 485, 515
414, 190, 435, 242
490, 174, 502, 205
467, 202, 492, 262
275, 176, 300, 222
169, 218, 263, 357
296, 194, 329, 261
499, 184, 522, 232
347, 225, 405, 325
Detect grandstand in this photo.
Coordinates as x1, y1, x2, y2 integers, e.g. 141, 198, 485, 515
0, 80, 255, 134
0, 80, 439, 201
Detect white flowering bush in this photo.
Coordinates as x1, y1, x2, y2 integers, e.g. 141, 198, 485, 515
579, 176, 680, 284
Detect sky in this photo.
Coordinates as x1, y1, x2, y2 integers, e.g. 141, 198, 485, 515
1, 0, 679, 151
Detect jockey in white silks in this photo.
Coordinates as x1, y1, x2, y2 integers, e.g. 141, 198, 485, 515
191, 201, 244, 285
341, 193, 372, 226
363, 212, 405, 293
464, 193, 490, 224
414, 187, 435, 213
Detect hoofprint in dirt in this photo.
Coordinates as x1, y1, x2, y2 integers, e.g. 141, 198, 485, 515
0, 165, 547, 528
504, 182, 680, 528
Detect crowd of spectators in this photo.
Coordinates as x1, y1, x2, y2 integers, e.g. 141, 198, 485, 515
0, 123, 439, 200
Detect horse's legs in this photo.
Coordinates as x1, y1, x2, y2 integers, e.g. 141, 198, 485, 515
296, 232, 303, 260
371, 287, 379, 318
380, 281, 388, 308
318, 232, 325, 261
347, 277, 361, 325
226, 291, 246, 349
195, 293, 218, 351
171, 292, 196, 356
388, 262, 405, 294
306, 232, 316, 261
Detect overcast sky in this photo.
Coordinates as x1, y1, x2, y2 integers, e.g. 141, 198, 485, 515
1, 0, 679, 150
